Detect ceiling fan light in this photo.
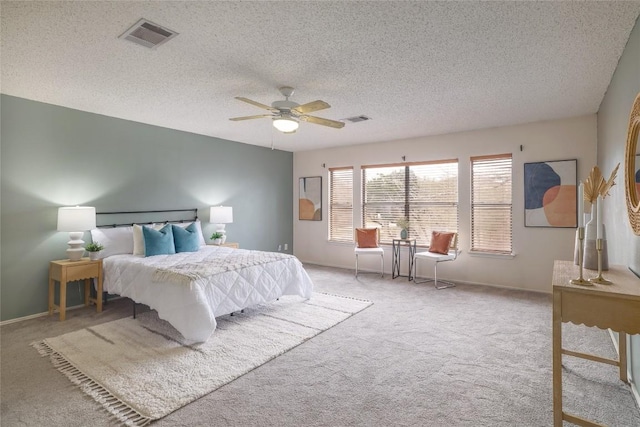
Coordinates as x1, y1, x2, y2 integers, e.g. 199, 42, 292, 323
273, 118, 299, 133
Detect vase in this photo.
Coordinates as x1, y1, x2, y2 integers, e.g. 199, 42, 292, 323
400, 229, 408, 239
88, 251, 101, 261
583, 209, 608, 271
573, 212, 591, 265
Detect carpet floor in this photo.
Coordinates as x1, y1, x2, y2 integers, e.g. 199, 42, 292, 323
2, 264, 639, 426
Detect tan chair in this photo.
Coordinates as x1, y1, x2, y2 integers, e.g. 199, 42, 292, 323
413, 232, 459, 289
354, 228, 384, 278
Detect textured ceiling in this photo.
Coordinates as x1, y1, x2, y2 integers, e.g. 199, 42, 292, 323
2, 1, 640, 152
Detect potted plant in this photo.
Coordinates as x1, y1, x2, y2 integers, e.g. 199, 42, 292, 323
210, 232, 224, 245
396, 218, 410, 239
85, 241, 104, 260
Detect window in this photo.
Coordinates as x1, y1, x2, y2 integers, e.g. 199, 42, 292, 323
471, 154, 513, 254
362, 160, 458, 246
328, 167, 353, 242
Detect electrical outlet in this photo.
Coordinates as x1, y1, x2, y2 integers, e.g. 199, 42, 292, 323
278, 244, 282, 251
284, 243, 288, 250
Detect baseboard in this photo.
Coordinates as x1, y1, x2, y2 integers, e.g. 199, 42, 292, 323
445, 278, 549, 294
0, 303, 87, 326
299, 260, 549, 294
0, 296, 123, 326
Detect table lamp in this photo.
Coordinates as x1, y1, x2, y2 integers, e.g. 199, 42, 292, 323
57, 206, 96, 261
210, 206, 233, 244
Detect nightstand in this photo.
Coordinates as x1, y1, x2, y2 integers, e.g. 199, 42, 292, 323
208, 242, 239, 249
49, 258, 103, 321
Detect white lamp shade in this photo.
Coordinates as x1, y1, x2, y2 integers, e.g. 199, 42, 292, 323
210, 206, 233, 224
273, 118, 299, 133
57, 206, 96, 231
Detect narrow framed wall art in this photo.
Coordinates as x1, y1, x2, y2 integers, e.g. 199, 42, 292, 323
299, 176, 322, 221
524, 159, 577, 228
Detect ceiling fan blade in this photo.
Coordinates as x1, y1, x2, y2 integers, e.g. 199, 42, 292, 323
229, 114, 273, 121
235, 97, 278, 112
293, 100, 330, 114
300, 115, 345, 129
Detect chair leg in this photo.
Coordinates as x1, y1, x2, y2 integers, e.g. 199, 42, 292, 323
355, 254, 359, 277
413, 257, 431, 284
413, 259, 455, 289
356, 253, 384, 278
433, 261, 455, 290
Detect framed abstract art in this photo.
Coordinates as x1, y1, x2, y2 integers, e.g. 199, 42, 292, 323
299, 176, 322, 221
524, 159, 577, 227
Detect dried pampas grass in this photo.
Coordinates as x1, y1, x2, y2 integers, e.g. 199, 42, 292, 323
583, 163, 619, 203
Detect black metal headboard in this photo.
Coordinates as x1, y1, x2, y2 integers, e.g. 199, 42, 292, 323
96, 208, 199, 228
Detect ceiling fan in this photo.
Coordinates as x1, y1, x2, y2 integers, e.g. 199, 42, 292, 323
229, 86, 345, 133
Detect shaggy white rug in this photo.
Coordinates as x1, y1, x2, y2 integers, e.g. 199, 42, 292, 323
33, 293, 372, 426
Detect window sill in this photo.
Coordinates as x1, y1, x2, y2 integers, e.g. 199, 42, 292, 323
468, 251, 516, 259
327, 240, 397, 249
327, 240, 355, 246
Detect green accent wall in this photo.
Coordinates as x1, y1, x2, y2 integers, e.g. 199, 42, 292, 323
0, 94, 293, 321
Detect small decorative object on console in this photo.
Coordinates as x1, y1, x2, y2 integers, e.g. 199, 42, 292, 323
581, 164, 619, 270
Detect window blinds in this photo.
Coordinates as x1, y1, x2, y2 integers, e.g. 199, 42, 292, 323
328, 167, 353, 242
362, 160, 458, 246
471, 154, 513, 254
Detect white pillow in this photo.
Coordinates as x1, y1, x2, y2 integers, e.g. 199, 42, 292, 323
90, 227, 134, 258
133, 223, 163, 256
174, 220, 206, 246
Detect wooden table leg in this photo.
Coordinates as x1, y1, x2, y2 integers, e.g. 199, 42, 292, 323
59, 280, 67, 321
48, 277, 55, 315
84, 279, 90, 306
96, 271, 103, 313
553, 289, 563, 426
619, 332, 628, 383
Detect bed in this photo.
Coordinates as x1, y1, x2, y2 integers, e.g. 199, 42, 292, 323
92, 209, 314, 342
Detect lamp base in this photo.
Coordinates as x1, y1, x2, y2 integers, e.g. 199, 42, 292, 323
215, 224, 227, 244
67, 231, 85, 261
67, 247, 85, 261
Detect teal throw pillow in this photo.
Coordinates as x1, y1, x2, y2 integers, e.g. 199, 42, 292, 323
143, 224, 176, 257
172, 223, 200, 253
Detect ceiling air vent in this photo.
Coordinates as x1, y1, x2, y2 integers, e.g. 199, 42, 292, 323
343, 115, 371, 123
119, 19, 178, 49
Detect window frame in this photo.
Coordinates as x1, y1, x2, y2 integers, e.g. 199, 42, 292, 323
361, 159, 459, 247
328, 166, 354, 243
470, 153, 513, 255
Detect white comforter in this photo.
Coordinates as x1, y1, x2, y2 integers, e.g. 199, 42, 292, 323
102, 246, 314, 341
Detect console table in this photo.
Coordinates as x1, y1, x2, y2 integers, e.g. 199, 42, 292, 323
552, 260, 640, 426
392, 238, 416, 280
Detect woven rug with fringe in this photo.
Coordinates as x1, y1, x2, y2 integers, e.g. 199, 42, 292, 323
32, 293, 372, 426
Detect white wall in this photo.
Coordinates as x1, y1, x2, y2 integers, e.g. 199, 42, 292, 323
293, 115, 597, 293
